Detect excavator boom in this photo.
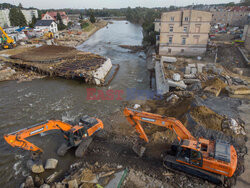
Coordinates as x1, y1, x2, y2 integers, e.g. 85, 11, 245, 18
124, 107, 195, 142
124, 107, 237, 183
4, 117, 104, 154
4, 120, 73, 153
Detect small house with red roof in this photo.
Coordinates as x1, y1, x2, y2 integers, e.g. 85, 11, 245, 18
42, 11, 69, 26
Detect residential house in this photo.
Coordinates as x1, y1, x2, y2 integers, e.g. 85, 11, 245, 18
42, 11, 69, 26
0, 9, 10, 27
34, 20, 58, 33
21, 9, 38, 24
159, 9, 212, 56
211, 6, 250, 27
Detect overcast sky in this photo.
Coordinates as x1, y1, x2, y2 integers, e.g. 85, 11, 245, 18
1, 0, 241, 9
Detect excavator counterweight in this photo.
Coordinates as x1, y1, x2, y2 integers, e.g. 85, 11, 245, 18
124, 107, 237, 185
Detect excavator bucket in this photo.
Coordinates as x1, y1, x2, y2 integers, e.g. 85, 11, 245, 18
132, 142, 146, 157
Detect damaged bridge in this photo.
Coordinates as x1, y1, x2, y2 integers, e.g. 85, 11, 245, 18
3, 45, 112, 85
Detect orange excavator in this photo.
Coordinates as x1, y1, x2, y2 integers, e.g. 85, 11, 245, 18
4, 115, 103, 158
124, 108, 237, 185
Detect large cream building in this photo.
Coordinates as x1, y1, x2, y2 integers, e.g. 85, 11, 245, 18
0, 9, 10, 27
159, 10, 212, 56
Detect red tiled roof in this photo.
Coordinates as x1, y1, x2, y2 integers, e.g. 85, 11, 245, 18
42, 11, 68, 21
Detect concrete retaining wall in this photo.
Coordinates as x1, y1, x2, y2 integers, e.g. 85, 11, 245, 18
155, 60, 169, 95
159, 46, 206, 57
93, 58, 112, 85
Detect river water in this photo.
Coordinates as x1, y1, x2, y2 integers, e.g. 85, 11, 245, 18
0, 21, 150, 187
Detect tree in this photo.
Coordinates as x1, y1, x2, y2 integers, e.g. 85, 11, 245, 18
9, 7, 27, 27
18, 3, 23, 8
29, 15, 37, 28
240, 0, 250, 6
56, 12, 67, 30
90, 12, 96, 23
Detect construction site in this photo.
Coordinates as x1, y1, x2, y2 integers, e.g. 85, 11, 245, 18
0, 6, 250, 188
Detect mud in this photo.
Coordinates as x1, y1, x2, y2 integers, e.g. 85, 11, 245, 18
11, 45, 77, 62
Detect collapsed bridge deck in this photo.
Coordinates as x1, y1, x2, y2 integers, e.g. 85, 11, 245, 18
6, 45, 112, 85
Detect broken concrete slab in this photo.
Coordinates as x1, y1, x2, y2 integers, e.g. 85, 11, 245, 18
172, 73, 181, 81
191, 67, 197, 74
45, 158, 58, 169
185, 67, 191, 74
161, 56, 177, 63
183, 79, 201, 84
184, 74, 196, 79
167, 79, 187, 89
197, 64, 205, 73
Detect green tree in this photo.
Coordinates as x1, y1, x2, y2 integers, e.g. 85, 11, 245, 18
56, 12, 67, 30
18, 3, 23, 8
90, 12, 96, 23
240, 0, 250, 6
9, 7, 27, 27
29, 15, 37, 28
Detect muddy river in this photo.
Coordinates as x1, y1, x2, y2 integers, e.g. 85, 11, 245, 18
0, 21, 150, 187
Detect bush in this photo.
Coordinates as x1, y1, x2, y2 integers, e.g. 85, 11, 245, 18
81, 22, 89, 29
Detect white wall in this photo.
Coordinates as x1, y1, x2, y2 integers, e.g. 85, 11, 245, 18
0, 9, 10, 27
21, 9, 38, 24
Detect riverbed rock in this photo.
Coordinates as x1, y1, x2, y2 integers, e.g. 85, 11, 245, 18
27, 160, 45, 173
34, 175, 44, 187
25, 176, 34, 188
45, 158, 58, 169
68, 179, 78, 188
40, 184, 50, 188
54, 182, 65, 188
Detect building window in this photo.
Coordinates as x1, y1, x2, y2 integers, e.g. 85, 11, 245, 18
169, 37, 173, 44
170, 16, 174, 21
169, 26, 173, 32
195, 25, 201, 33
194, 37, 199, 44
182, 38, 186, 45
181, 49, 184, 53
168, 48, 172, 53
184, 17, 189, 21
184, 27, 187, 32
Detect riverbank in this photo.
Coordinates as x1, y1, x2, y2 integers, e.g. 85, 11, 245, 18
56, 20, 108, 47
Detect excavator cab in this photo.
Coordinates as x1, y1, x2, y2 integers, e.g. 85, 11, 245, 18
176, 146, 203, 167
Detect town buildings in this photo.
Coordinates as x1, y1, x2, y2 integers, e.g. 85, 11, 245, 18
34, 20, 58, 33
42, 11, 69, 26
211, 6, 250, 27
159, 9, 212, 56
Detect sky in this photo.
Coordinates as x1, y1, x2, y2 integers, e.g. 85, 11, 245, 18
1, 0, 241, 9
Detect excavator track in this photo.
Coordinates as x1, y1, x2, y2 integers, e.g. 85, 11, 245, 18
163, 155, 224, 185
